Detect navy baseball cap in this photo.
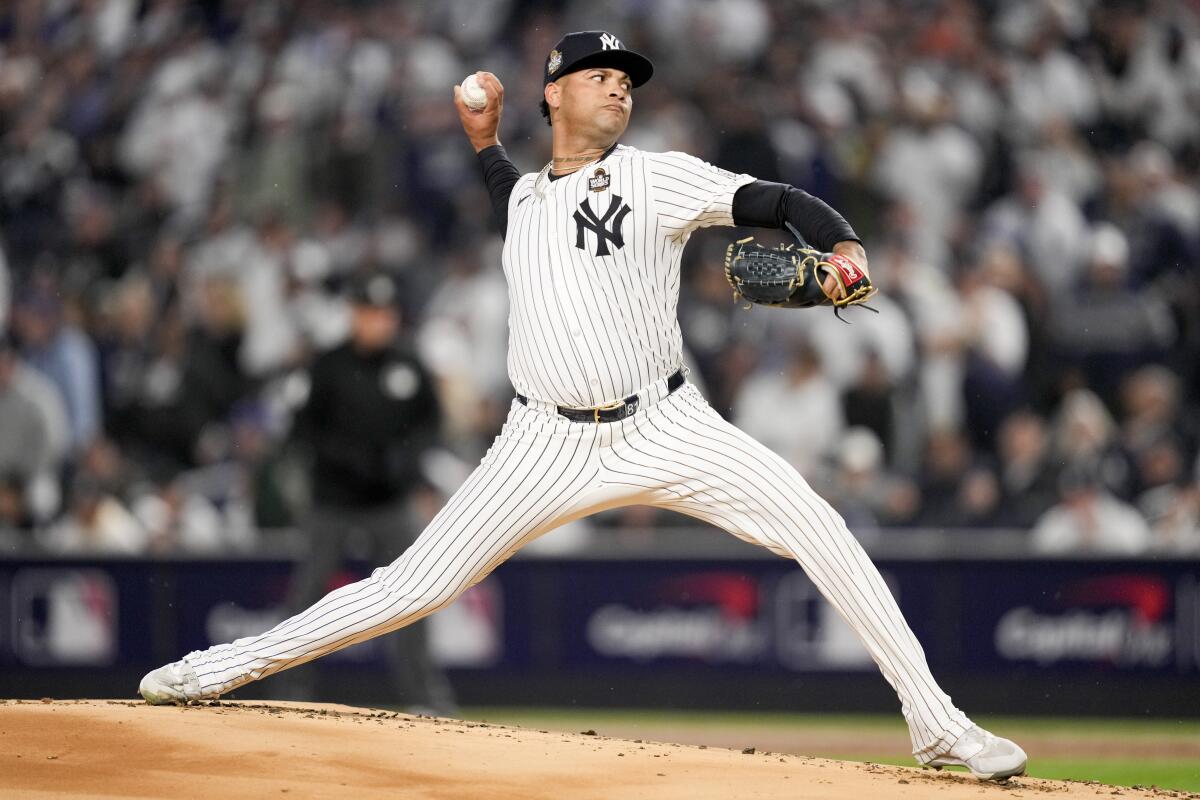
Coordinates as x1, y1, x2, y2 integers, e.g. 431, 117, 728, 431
543, 31, 654, 88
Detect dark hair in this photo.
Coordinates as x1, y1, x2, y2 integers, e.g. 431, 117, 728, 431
539, 98, 552, 126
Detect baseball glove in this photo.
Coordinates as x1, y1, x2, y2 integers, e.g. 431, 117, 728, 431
724, 228, 876, 319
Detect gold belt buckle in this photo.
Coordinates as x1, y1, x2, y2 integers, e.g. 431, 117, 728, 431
594, 398, 625, 423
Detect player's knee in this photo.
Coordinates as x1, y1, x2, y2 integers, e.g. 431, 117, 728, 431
386, 580, 460, 618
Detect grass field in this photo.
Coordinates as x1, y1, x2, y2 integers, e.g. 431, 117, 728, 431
465, 708, 1200, 792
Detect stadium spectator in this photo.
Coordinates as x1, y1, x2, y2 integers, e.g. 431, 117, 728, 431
872, 68, 984, 271
1086, 3, 1200, 151
131, 476, 252, 553
870, 237, 969, 433
39, 474, 146, 554
1119, 143, 1200, 288
956, 264, 1028, 451
10, 282, 101, 453
1031, 464, 1151, 555
1052, 388, 1136, 500
1120, 365, 1194, 459
97, 270, 168, 456
821, 427, 920, 531
982, 162, 1090, 295
993, 410, 1060, 529
8, 329, 71, 471
734, 342, 844, 478
0, 334, 57, 528
1048, 224, 1176, 404
0, 0, 1196, 550
915, 428, 1001, 529
224, 400, 295, 532
117, 18, 229, 223
1139, 478, 1200, 554
416, 243, 509, 452
841, 348, 900, 460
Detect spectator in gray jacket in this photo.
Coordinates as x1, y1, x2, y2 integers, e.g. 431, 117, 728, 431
0, 335, 55, 528
11, 284, 101, 453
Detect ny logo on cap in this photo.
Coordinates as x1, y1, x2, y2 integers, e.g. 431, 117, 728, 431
599, 33, 622, 50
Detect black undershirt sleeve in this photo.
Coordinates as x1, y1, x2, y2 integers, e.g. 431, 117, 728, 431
732, 180, 860, 252
477, 144, 522, 239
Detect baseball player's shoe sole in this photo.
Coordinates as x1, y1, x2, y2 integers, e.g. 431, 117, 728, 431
926, 725, 1027, 781
138, 656, 205, 705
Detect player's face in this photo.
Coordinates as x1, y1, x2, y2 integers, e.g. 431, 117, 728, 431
556, 68, 633, 140
351, 305, 399, 350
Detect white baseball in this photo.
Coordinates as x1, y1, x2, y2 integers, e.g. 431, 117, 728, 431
460, 74, 488, 111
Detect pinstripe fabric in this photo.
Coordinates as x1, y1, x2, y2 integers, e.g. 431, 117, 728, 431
186, 383, 969, 758
502, 146, 754, 408
188, 399, 611, 697
604, 383, 971, 759
179, 143, 974, 762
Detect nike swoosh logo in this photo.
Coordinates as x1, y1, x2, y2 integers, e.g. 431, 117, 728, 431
517, 195, 532, 206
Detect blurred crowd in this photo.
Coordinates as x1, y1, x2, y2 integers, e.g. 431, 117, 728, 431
1, 0, 1198, 556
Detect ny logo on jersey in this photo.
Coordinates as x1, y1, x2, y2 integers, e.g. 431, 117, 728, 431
599, 33, 622, 50
574, 195, 631, 257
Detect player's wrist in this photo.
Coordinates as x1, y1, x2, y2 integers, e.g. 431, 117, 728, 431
471, 135, 502, 154
832, 240, 866, 264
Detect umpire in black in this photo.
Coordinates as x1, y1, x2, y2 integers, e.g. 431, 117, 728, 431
287, 272, 456, 715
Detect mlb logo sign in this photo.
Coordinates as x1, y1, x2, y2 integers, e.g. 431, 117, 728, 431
11, 569, 118, 665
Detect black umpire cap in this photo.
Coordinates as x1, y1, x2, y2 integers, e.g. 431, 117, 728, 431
345, 273, 399, 309
543, 31, 654, 88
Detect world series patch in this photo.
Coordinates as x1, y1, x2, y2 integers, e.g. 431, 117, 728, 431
589, 167, 610, 192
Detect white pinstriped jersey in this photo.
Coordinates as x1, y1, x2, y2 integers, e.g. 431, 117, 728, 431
501, 145, 755, 407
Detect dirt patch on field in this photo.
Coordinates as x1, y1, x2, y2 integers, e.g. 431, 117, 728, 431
1, 700, 1193, 800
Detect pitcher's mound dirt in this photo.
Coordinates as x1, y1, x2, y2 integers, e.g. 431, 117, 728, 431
0, 700, 1183, 799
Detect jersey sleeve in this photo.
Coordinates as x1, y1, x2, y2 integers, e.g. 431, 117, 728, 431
646, 151, 756, 239
477, 144, 522, 238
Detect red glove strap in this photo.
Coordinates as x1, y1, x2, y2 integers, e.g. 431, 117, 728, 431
826, 253, 864, 285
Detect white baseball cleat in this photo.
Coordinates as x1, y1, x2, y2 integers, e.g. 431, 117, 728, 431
926, 725, 1027, 781
138, 656, 205, 705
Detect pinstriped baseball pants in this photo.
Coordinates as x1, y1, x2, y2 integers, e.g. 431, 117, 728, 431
186, 381, 972, 760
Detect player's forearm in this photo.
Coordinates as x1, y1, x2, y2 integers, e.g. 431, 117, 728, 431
732, 180, 860, 252
477, 144, 521, 238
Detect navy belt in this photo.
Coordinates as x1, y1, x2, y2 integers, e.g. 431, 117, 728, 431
517, 369, 685, 423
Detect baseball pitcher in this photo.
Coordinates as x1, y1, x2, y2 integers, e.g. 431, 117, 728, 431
140, 30, 1026, 782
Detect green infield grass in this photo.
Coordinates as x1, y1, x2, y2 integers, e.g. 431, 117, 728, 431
856, 755, 1200, 793
464, 708, 1200, 792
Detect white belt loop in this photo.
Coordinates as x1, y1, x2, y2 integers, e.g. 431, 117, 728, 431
610, 368, 681, 412
641, 372, 670, 408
